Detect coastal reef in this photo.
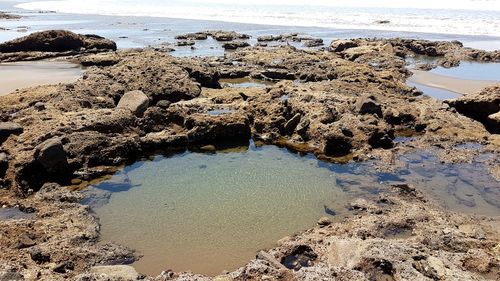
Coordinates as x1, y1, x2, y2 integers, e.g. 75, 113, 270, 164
0, 30, 499, 280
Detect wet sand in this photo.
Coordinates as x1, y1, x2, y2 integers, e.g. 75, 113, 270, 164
408, 69, 498, 95
0, 60, 83, 95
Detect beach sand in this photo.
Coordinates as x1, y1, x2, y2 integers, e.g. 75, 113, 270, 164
408, 69, 498, 95
0, 60, 83, 95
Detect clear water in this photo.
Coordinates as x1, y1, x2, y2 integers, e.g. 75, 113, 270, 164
86, 142, 500, 276
431, 62, 500, 81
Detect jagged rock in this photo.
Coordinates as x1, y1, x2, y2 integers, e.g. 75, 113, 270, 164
117, 90, 150, 115
34, 138, 68, 173
0, 30, 116, 53
222, 41, 250, 50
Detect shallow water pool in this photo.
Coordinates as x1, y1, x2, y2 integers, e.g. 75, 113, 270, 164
86, 142, 500, 276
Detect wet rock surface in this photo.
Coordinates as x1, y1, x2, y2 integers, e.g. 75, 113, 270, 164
0, 30, 499, 280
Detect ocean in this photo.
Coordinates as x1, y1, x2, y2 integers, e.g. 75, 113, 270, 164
15, 0, 500, 37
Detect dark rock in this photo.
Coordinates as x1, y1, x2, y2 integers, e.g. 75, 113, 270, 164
0, 30, 116, 53
323, 133, 352, 157
30, 248, 50, 264
34, 138, 69, 173
0, 153, 8, 178
222, 41, 250, 50
117, 90, 150, 115
260, 69, 296, 80
0, 122, 23, 142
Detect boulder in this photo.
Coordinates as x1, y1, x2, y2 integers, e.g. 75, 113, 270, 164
90, 265, 139, 280
446, 85, 500, 133
117, 90, 150, 115
222, 41, 250, 50
0, 122, 23, 141
34, 138, 68, 173
0, 30, 116, 53
330, 39, 359, 52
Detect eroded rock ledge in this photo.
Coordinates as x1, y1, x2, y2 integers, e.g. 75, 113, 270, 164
0, 31, 499, 280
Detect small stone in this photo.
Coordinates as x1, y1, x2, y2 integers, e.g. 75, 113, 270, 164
34, 102, 46, 111
317, 217, 332, 226
117, 90, 150, 115
200, 145, 216, 152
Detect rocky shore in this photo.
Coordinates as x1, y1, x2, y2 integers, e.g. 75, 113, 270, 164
0, 30, 499, 280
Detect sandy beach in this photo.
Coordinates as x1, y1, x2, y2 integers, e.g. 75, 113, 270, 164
0, 60, 83, 95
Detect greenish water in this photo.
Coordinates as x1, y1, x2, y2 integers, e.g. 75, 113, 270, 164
86, 142, 500, 276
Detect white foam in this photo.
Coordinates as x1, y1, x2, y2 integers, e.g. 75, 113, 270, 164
16, 0, 500, 37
